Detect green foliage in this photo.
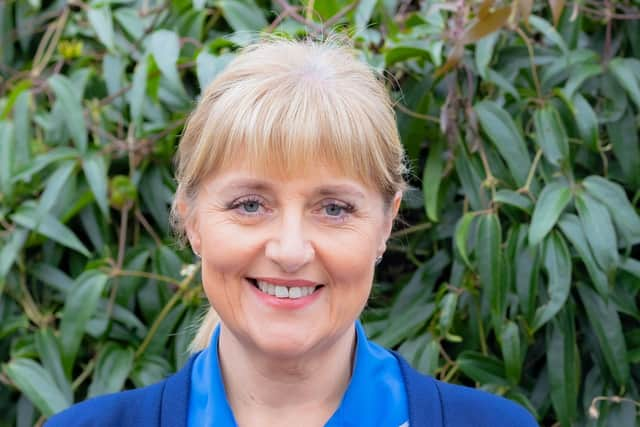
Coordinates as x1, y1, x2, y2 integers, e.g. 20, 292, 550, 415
0, 1, 639, 426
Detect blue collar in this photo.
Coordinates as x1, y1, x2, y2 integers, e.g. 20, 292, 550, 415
187, 321, 408, 426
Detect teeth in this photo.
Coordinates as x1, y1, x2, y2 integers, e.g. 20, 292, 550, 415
255, 280, 316, 299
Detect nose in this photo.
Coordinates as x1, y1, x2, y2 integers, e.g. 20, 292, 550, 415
265, 213, 315, 273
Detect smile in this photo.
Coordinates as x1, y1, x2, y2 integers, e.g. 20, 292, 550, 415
247, 278, 323, 299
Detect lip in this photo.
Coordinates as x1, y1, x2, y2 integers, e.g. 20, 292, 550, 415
245, 278, 323, 310
251, 277, 320, 287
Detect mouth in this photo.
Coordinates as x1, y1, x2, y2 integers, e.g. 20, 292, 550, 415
246, 278, 324, 299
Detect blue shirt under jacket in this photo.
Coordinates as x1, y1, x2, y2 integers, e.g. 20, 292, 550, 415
187, 321, 409, 426
46, 327, 539, 427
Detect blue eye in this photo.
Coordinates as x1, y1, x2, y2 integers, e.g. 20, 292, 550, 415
324, 203, 345, 216
241, 200, 261, 213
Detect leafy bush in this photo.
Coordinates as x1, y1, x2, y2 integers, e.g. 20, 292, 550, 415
1, 1, 639, 425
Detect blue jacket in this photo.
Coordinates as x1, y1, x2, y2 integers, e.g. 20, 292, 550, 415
46, 352, 538, 426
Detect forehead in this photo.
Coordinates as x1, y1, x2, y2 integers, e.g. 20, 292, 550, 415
202, 157, 378, 199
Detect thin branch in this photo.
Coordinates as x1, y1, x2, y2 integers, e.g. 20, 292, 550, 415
515, 26, 542, 100
274, 0, 323, 33
395, 102, 440, 123
324, 0, 360, 29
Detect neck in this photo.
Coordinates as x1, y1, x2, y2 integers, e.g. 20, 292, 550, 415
217, 324, 356, 426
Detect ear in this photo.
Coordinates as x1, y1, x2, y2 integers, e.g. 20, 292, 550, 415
177, 196, 201, 255
378, 191, 402, 255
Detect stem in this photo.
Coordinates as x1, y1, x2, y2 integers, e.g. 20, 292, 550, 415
515, 26, 542, 100
107, 269, 182, 287
390, 222, 432, 239
395, 102, 440, 123
134, 263, 200, 359
518, 148, 543, 195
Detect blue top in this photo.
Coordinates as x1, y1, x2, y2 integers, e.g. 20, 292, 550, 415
45, 335, 539, 427
187, 321, 409, 426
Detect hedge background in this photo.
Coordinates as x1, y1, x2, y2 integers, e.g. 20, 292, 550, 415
1, 0, 639, 425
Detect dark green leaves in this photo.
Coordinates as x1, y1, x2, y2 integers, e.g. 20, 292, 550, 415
583, 176, 640, 246
533, 105, 569, 168
423, 139, 444, 222
59, 271, 108, 374
578, 285, 629, 386
547, 306, 579, 427
217, 0, 267, 32
48, 75, 87, 153
528, 180, 572, 246
532, 232, 572, 331
475, 100, 531, 187
477, 213, 504, 329
575, 192, 619, 274
4, 359, 71, 417
88, 344, 134, 398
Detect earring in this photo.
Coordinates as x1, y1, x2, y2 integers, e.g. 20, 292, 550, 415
375, 255, 383, 265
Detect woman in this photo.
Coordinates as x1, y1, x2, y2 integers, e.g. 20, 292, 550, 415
47, 40, 537, 427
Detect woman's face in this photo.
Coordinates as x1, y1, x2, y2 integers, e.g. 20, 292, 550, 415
184, 160, 399, 359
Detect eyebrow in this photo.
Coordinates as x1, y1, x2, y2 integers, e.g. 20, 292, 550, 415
217, 179, 366, 199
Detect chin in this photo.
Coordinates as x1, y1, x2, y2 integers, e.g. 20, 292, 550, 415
256, 329, 315, 358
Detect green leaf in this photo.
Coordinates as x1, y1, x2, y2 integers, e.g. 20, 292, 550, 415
500, 321, 521, 385
575, 192, 619, 274
583, 176, 640, 246
564, 63, 601, 98
439, 292, 458, 334
513, 225, 540, 323
48, 75, 87, 153
477, 213, 504, 329
578, 284, 630, 386
129, 55, 148, 128
423, 139, 444, 222
88, 343, 134, 398
59, 271, 108, 375
558, 214, 608, 297
355, 0, 377, 30
12, 147, 78, 183
375, 302, 436, 348
3, 358, 71, 417
607, 109, 640, 187
131, 354, 170, 388
87, 5, 115, 51
0, 121, 14, 199
533, 105, 569, 167
11, 203, 90, 256
609, 58, 640, 110
571, 93, 599, 152
0, 227, 27, 280
39, 160, 75, 213
454, 213, 475, 268
621, 257, 640, 280
528, 180, 572, 246
147, 30, 184, 92
547, 307, 579, 427
34, 329, 72, 404
217, 0, 266, 32
82, 152, 109, 218
529, 15, 569, 56
457, 351, 508, 386
196, 51, 233, 92
474, 100, 531, 187
494, 190, 533, 213
475, 32, 498, 79
532, 231, 572, 331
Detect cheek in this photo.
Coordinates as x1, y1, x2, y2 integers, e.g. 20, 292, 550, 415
197, 218, 263, 299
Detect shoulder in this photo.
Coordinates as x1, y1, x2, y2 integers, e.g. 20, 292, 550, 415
44, 382, 164, 427
391, 351, 538, 427
45, 354, 198, 427
433, 380, 538, 427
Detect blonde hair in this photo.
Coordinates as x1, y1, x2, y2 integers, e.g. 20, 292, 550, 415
172, 38, 407, 352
